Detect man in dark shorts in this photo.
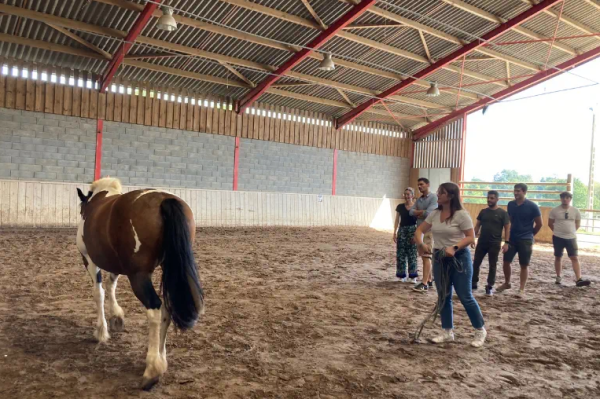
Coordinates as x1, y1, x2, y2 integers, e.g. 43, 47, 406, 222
548, 192, 591, 287
497, 183, 543, 298
472, 190, 510, 296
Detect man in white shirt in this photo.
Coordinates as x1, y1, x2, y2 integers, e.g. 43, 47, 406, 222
548, 192, 590, 287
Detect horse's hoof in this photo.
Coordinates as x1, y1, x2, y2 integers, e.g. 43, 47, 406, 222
109, 316, 125, 332
141, 376, 160, 391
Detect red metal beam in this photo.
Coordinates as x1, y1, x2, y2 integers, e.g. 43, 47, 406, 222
335, 0, 563, 129
412, 44, 600, 140
235, 0, 376, 114
94, 119, 103, 180
100, 2, 162, 92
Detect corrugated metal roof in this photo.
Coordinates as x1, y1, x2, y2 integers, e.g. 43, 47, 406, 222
0, 0, 598, 131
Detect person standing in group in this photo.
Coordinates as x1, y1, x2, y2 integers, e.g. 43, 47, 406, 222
472, 190, 511, 296
548, 192, 591, 287
393, 188, 418, 282
410, 178, 438, 293
497, 183, 543, 298
414, 182, 486, 347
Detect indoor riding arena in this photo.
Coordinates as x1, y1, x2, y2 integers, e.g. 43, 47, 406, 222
1, 0, 599, 398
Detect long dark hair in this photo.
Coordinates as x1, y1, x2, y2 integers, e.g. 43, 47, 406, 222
437, 182, 463, 223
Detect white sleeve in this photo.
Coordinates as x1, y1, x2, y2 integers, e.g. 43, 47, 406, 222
425, 210, 436, 224
575, 208, 581, 220
458, 210, 474, 230
549, 208, 557, 220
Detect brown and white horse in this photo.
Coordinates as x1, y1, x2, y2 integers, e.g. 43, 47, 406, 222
76, 177, 204, 390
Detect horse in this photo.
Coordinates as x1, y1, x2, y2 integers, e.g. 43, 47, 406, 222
75, 177, 204, 390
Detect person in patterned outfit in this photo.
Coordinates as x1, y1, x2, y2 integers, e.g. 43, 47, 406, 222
393, 187, 418, 282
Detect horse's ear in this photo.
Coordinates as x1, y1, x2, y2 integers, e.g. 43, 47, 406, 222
77, 188, 88, 203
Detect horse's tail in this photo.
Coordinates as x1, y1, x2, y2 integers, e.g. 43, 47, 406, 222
159, 198, 204, 330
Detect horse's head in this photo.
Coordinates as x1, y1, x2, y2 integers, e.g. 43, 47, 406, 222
77, 188, 93, 216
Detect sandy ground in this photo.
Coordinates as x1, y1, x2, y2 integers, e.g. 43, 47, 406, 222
0, 227, 599, 399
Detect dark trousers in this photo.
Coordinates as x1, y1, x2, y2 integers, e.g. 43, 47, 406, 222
473, 241, 501, 287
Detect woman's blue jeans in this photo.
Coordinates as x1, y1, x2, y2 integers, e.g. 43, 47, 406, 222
432, 248, 485, 330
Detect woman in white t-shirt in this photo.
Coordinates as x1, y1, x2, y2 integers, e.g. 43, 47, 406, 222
414, 182, 486, 347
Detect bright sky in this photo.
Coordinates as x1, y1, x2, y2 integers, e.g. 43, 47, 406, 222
464, 57, 600, 183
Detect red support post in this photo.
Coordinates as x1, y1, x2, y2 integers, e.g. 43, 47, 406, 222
332, 149, 338, 196
412, 44, 600, 140
459, 113, 467, 186
94, 119, 103, 181
233, 137, 240, 191
335, 0, 563, 129
99, 2, 162, 93
235, 0, 376, 114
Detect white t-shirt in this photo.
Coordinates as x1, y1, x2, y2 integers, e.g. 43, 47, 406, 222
425, 209, 474, 250
549, 206, 581, 240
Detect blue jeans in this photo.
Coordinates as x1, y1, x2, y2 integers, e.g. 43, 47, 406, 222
433, 248, 485, 330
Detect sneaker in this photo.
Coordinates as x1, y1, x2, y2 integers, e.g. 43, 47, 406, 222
576, 278, 591, 287
431, 329, 455, 344
555, 276, 562, 285
471, 328, 487, 348
517, 289, 526, 298
496, 283, 512, 293
410, 278, 418, 284
428, 281, 433, 288
412, 283, 428, 293
472, 284, 478, 291
485, 285, 493, 296
399, 277, 407, 283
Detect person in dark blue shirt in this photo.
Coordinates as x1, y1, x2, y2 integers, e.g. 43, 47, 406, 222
497, 183, 543, 298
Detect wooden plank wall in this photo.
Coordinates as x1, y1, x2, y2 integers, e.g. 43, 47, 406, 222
0, 63, 412, 158
0, 180, 403, 230
413, 117, 463, 168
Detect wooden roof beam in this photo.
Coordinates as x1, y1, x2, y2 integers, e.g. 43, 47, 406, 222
46, 23, 113, 60
441, 0, 578, 56
299, 0, 327, 30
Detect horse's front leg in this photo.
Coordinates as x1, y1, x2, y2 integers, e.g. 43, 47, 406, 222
106, 273, 125, 332
83, 257, 110, 343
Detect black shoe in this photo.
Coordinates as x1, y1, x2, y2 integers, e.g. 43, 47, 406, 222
412, 283, 428, 293
485, 285, 493, 296
472, 284, 478, 291
428, 281, 433, 288
576, 278, 591, 287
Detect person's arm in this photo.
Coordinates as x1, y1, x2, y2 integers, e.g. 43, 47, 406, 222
575, 209, 581, 231
502, 223, 510, 253
533, 216, 543, 236
420, 195, 438, 220
409, 202, 420, 217
473, 220, 481, 237
393, 212, 400, 243
445, 229, 475, 257
414, 221, 432, 252
548, 218, 555, 232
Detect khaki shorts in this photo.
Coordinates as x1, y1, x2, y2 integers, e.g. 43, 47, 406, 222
418, 231, 434, 259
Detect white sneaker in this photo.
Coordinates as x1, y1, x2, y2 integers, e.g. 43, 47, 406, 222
411, 278, 418, 284
431, 329, 455, 344
471, 327, 487, 348
399, 277, 407, 283
517, 289, 526, 298
555, 276, 562, 285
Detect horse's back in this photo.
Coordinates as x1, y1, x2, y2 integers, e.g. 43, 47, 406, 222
85, 189, 195, 275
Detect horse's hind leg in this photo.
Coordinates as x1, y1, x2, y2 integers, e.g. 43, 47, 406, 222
84, 261, 110, 343
106, 273, 125, 332
128, 273, 168, 390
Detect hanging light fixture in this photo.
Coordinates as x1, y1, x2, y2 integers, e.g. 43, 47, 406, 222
318, 53, 335, 71
425, 81, 440, 97
157, 6, 178, 32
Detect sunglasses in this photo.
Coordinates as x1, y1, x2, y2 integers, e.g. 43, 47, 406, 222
565, 212, 569, 220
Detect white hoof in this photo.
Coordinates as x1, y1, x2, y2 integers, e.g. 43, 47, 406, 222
94, 324, 110, 343
109, 315, 125, 332
142, 355, 168, 386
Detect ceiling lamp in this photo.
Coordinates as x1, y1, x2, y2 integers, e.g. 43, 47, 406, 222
157, 6, 178, 32
426, 81, 440, 97
318, 53, 335, 71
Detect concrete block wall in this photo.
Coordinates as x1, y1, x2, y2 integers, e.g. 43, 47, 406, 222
336, 151, 409, 198
101, 122, 234, 189
0, 108, 96, 182
238, 138, 333, 194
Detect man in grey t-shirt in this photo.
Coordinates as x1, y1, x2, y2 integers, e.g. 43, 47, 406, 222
548, 191, 590, 287
409, 177, 438, 293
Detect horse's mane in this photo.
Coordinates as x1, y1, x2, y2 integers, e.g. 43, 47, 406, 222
90, 177, 123, 198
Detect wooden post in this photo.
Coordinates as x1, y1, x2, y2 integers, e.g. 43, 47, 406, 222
567, 173, 573, 194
